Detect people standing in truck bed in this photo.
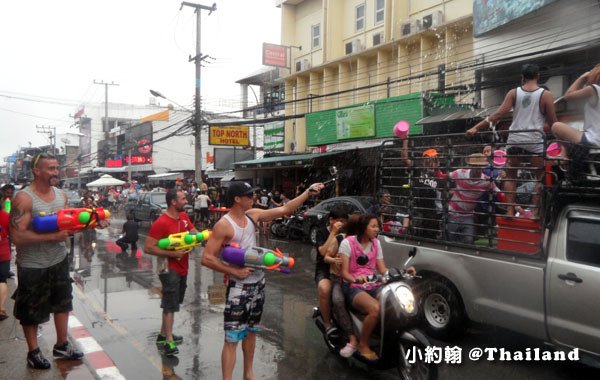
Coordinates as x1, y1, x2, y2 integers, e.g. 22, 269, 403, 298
447, 153, 506, 244
401, 138, 447, 239
466, 63, 557, 218
551, 64, 600, 177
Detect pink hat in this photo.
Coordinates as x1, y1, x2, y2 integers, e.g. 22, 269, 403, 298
546, 143, 561, 157
493, 150, 506, 167
393, 120, 410, 138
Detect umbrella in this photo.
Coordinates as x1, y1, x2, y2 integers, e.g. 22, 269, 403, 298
86, 174, 126, 188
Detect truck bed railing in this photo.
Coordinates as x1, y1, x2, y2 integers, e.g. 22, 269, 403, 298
377, 130, 600, 255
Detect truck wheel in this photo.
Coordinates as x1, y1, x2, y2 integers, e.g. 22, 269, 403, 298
419, 280, 466, 341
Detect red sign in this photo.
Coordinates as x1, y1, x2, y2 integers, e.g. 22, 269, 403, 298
125, 155, 152, 164
262, 43, 288, 68
106, 159, 123, 167
138, 139, 152, 154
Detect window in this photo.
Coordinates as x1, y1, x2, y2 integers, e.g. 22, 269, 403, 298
375, 0, 385, 24
355, 4, 365, 31
312, 24, 320, 49
567, 219, 600, 267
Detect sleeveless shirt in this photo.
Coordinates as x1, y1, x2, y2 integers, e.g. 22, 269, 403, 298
583, 84, 600, 147
223, 213, 264, 284
506, 87, 546, 153
16, 187, 67, 268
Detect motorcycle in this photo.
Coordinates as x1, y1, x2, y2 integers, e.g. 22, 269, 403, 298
312, 249, 437, 379
270, 209, 305, 240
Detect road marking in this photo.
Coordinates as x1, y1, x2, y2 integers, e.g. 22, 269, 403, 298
73, 285, 162, 373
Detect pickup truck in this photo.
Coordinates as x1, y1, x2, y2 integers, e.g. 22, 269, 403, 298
376, 132, 600, 363
127, 191, 194, 222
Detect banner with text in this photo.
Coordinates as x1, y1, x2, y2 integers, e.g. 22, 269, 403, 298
262, 43, 288, 68
209, 126, 250, 147
336, 104, 375, 140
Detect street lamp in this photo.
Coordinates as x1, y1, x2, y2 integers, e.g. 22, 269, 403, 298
149, 89, 203, 186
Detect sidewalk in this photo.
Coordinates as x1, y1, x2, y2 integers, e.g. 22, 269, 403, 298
0, 270, 96, 380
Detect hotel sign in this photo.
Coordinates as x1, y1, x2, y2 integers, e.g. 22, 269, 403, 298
209, 126, 250, 147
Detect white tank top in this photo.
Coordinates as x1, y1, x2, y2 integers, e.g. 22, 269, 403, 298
507, 87, 546, 153
223, 213, 264, 284
583, 84, 600, 147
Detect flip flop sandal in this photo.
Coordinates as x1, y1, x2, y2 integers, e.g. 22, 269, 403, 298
358, 350, 379, 362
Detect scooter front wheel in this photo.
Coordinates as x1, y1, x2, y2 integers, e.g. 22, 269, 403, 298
397, 330, 438, 380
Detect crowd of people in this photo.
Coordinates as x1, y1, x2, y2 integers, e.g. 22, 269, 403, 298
0, 62, 598, 376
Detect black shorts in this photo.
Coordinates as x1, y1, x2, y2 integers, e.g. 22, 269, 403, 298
200, 207, 209, 221
314, 262, 330, 285
159, 271, 187, 312
13, 258, 73, 325
0, 260, 10, 283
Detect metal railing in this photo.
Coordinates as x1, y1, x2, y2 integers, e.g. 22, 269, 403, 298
377, 129, 600, 255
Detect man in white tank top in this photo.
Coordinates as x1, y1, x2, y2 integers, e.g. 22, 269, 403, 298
202, 180, 324, 380
551, 64, 600, 175
466, 64, 558, 217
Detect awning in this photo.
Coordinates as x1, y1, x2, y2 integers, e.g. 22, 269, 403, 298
147, 172, 182, 182
416, 106, 507, 125
221, 172, 236, 182
206, 170, 232, 179
234, 151, 340, 170
93, 164, 153, 173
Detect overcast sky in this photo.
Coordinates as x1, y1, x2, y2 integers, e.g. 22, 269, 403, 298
0, 0, 281, 159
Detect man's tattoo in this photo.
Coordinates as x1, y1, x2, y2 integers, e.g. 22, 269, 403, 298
10, 207, 25, 230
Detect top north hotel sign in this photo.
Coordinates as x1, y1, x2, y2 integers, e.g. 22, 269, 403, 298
262, 43, 288, 68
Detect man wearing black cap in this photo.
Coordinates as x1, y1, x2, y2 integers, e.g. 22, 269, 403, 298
466, 63, 557, 217
202, 180, 324, 380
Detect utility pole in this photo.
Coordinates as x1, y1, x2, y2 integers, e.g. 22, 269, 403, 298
93, 80, 119, 169
36, 125, 56, 154
180, 1, 216, 187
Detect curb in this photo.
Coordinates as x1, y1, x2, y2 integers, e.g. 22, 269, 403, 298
68, 315, 126, 380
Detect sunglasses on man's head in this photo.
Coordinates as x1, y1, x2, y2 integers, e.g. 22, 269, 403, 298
32, 153, 54, 168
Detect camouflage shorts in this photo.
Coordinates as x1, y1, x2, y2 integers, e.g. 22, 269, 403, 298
13, 258, 73, 325
223, 278, 266, 343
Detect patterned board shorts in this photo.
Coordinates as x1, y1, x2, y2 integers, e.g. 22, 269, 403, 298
224, 278, 266, 343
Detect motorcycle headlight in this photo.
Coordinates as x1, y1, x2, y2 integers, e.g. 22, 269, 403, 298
394, 285, 415, 314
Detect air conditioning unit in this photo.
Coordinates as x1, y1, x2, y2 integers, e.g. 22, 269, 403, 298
400, 19, 421, 37
345, 39, 364, 55
373, 32, 384, 46
422, 11, 443, 29
295, 59, 311, 72
301, 59, 311, 71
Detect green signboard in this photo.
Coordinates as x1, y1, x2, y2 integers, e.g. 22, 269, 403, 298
336, 104, 375, 140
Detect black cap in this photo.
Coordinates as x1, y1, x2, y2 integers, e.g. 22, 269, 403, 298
225, 181, 258, 207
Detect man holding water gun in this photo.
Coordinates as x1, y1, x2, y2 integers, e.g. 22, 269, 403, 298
144, 189, 198, 357
10, 153, 108, 369
202, 180, 324, 380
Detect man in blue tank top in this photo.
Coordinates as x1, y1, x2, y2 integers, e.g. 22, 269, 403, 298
202, 180, 324, 380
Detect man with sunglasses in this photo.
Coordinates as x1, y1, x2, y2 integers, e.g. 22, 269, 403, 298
10, 153, 107, 369
202, 180, 324, 380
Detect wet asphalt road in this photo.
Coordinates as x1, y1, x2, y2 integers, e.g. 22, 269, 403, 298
67, 215, 599, 380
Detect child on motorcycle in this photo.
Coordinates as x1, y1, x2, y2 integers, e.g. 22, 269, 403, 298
318, 208, 359, 358
340, 213, 416, 361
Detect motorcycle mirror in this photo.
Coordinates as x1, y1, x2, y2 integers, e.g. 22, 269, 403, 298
403, 247, 417, 268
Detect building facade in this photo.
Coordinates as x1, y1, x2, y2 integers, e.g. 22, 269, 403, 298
279, 0, 474, 153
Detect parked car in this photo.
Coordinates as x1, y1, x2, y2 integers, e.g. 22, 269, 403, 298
303, 196, 376, 244
129, 192, 194, 222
